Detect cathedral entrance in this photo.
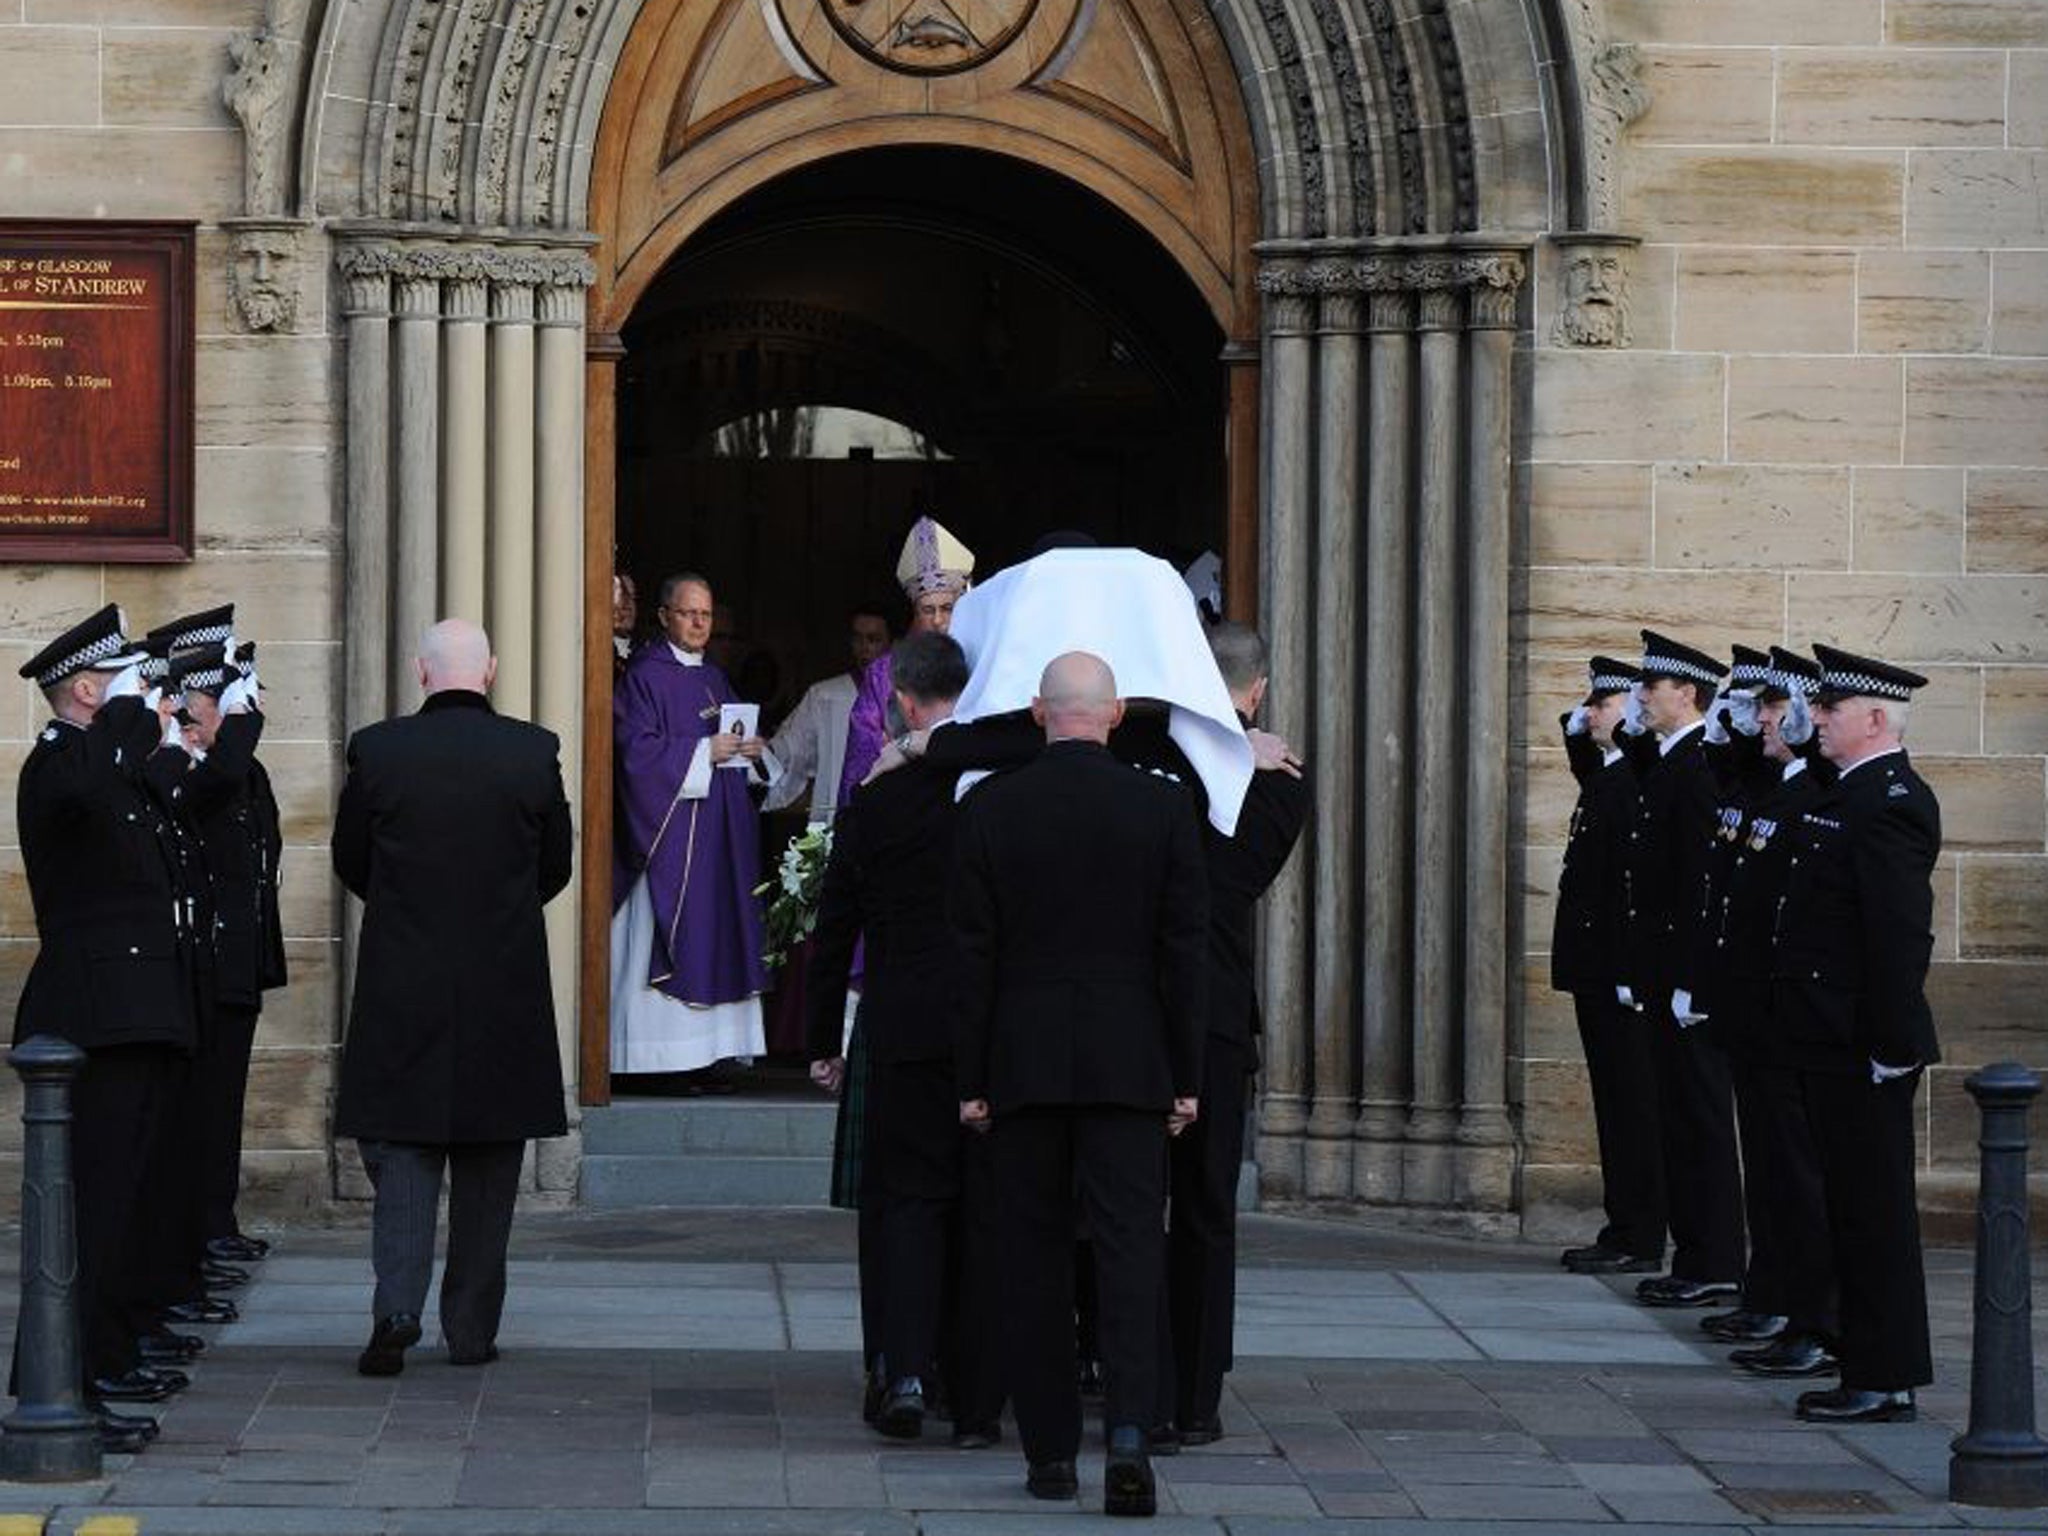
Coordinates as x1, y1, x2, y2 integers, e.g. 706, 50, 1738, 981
598, 144, 1235, 1096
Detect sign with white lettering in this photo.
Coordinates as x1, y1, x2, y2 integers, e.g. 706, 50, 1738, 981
0, 221, 195, 562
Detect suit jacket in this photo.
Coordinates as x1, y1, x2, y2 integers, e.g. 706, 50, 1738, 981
950, 739, 1208, 1113
14, 697, 198, 1053
183, 710, 287, 1011
332, 689, 573, 1143
1203, 755, 1307, 1055
1550, 725, 1636, 992
1622, 724, 1720, 1002
806, 758, 962, 1065
1770, 749, 1941, 1074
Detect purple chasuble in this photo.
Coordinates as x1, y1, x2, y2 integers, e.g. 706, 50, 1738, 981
613, 643, 767, 1006
837, 651, 898, 809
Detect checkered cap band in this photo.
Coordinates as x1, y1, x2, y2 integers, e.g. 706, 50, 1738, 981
1641, 653, 1722, 686
1590, 671, 1636, 693
1821, 667, 1914, 702
1765, 664, 1819, 698
36, 630, 128, 689
139, 653, 168, 683
1729, 661, 1769, 688
177, 620, 233, 647
176, 664, 230, 694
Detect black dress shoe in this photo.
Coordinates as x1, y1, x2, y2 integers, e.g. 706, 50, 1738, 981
201, 1261, 251, 1289
98, 1418, 154, 1454
96, 1406, 161, 1441
1735, 1334, 1840, 1377
1104, 1424, 1157, 1518
1177, 1416, 1223, 1447
1637, 1277, 1740, 1308
877, 1377, 925, 1439
1701, 1309, 1788, 1342
165, 1297, 237, 1325
1563, 1244, 1663, 1275
1796, 1386, 1914, 1423
138, 1333, 203, 1365
951, 1421, 1001, 1450
207, 1234, 269, 1262
1146, 1422, 1181, 1456
91, 1368, 177, 1404
448, 1342, 499, 1367
357, 1313, 422, 1377
1027, 1458, 1079, 1499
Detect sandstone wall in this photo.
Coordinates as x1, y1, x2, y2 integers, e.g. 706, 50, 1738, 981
0, 0, 341, 1217
1517, 0, 2048, 1236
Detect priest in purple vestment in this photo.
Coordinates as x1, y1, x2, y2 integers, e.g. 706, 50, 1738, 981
838, 517, 975, 804
610, 572, 781, 1074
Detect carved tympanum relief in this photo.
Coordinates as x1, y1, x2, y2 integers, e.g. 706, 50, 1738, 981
822, 0, 1039, 75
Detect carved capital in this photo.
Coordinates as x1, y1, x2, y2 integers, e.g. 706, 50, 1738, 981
1365, 290, 1415, 334
491, 282, 536, 326
1318, 290, 1365, 334
224, 217, 307, 334
1415, 285, 1464, 332
334, 244, 396, 319
393, 274, 441, 320
443, 278, 489, 324
1257, 263, 1319, 334
1550, 234, 1638, 348
536, 281, 587, 329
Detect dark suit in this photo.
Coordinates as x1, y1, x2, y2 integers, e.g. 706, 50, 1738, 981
951, 739, 1207, 1462
181, 711, 287, 1243
1623, 722, 1743, 1284
14, 698, 198, 1384
807, 758, 994, 1415
1167, 755, 1306, 1428
1687, 757, 1834, 1332
1771, 749, 1941, 1391
1551, 726, 1663, 1262
332, 688, 572, 1347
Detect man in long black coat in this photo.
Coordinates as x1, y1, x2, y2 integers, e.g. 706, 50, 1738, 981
13, 603, 196, 1451
1552, 656, 1664, 1277
951, 651, 1207, 1518
1772, 644, 1942, 1424
1164, 622, 1307, 1445
807, 630, 996, 1444
333, 618, 573, 1376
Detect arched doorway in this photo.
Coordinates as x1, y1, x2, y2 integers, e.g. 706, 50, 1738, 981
577, 0, 1266, 1097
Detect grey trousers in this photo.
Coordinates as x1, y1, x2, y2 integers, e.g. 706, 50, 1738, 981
358, 1139, 525, 1352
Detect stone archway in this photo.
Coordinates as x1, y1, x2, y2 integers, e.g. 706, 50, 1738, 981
291, 0, 1609, 1220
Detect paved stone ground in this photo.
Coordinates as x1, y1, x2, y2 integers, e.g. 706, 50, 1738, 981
0, 1210, 2043, 1534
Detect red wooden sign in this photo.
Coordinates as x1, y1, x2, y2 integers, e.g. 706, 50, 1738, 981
0, 221, 195, 562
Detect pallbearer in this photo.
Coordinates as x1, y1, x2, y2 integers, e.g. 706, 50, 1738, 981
1552, 656, 1664, 1276
1773, 645, 1941, 1424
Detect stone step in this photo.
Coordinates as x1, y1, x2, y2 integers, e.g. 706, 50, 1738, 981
581, 1098, 838, 1157
580, 1152, 832, 1209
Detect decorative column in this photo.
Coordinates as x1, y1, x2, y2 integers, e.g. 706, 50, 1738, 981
337, 245, 394, 735
1252, 261, 1316, 1198
391, 267, 441, 709
1353, 276, 1414, 1204
1455, 256, 1525, 1209
1305, 276, 1362, 1200
1402, 267, 1465, 1209
441, 267, 490, 624
488, 275, 539, 719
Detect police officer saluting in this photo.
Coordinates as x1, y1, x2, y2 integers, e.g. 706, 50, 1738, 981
1772, 645, 1941, 1424
12, 605, 199, 1453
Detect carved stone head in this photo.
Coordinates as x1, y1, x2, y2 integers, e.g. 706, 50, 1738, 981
1554, 243, 1631, 348
229, 224, 301, 333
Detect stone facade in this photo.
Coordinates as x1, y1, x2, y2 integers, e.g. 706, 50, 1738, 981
0, 0, 2038, 1230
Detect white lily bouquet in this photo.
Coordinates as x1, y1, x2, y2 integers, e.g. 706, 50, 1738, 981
756, 823, 833, 970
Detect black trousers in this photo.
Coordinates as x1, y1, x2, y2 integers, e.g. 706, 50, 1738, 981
994, 1106, 1166, 1464
1165, 1035, 1250, 1426
1646, 1005, 1744, 1283
1799, 1067, 1931, 1391
358, 1139, 525, 1352
196, 1001, 261, 1239
1572, 990, 1666, 1260
864, 1057, 965, 1387
73, 1043, 178, 1380
949, 1125, 1006, 1431
1729, 1052, 1836, 1331
131, 1052, 207, 1317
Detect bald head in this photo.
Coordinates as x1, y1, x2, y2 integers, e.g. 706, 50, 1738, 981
1033, 651, 1123, 743
416, 618, 497, 696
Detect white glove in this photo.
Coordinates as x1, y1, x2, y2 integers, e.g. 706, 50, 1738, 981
1780, 688, 1815, 747
218, 675, 255, 715
142, 685, 164, 714
158, 707, 188, 752
1620, 689, 1648, 736
1703, 705, 1730, 746
1616, 985, 1637, 1009
1870, 1058, 1919, 1084
101, 662, 146, 701
1565, 704, 1591, 737
1723, 689, 1761, 737
1673, 988, 1708, 1027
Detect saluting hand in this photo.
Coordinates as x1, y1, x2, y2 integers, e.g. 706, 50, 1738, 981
1168, 1097, 1200, 1136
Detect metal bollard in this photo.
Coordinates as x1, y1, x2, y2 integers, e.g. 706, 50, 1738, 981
0, 1035, 100, 1481
1949, 1061, 2048, 1508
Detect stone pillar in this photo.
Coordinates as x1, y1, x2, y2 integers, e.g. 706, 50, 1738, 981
1253, 263, 1316, 1199
536, 272, 591, 1116
391, 270, 441, 709
1354, 281, 1415, 1204
1455, 258, 1525, 1210
337, 247, 393, 736
1305, 282, 1362, 1200
1402, 272, 1465, 1209
489, 279, 539, 719
441, 271, 490, 625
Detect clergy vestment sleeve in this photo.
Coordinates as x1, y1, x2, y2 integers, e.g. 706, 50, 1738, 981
839, 653, 893, 805
764, 686, 824, 812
